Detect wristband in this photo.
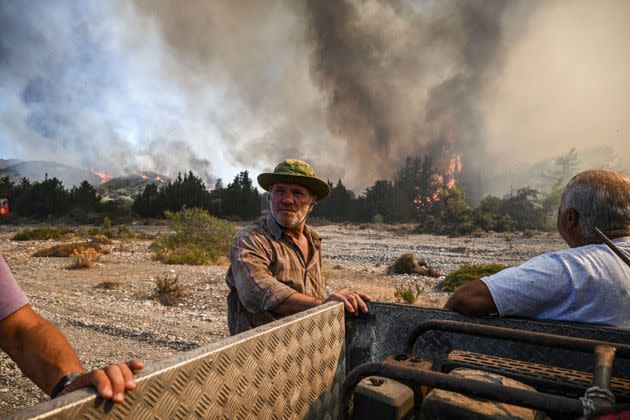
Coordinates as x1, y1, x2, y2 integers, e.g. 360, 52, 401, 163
50, 372, 82, 398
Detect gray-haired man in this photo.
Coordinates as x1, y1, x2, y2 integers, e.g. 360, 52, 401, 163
446, 169, 630, 328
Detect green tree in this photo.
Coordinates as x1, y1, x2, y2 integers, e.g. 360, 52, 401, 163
312, 179, 354, 221
132, 171, 212, 218
132, 182, 161, 218
501, 187, 545, 230
69, 181, 100, 210
541, 147, 580, 191
16, 176, 69, 220
220, 171, 260, 219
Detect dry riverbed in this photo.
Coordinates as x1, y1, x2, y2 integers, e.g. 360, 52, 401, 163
0, 223, 565, 415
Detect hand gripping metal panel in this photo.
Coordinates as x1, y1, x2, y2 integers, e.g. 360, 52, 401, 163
8, 302, 345, 420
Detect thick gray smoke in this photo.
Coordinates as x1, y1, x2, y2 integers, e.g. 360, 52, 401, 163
0, 1, 222, 184
1, 0, 628, 195
304, 0, 529, 200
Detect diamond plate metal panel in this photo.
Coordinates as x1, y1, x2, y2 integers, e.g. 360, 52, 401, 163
8, 302, 345, 420
346, 303, 630, 376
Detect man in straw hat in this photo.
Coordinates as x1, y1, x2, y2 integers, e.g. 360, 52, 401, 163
225, 159, 371, 335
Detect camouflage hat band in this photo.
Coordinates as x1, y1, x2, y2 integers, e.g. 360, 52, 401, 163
257, 159, 330, 201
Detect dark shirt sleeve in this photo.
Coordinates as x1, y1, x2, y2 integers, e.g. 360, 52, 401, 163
229, 233, 297, 313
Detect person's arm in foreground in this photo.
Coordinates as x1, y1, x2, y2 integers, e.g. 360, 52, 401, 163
0, 304, 143, 401
273, 288, 372, 316
444, 280, 497, 316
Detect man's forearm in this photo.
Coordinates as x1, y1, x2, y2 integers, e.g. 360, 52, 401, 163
272, 292, 323, 315
444, 280, 497, 316
0, 306, 83, 395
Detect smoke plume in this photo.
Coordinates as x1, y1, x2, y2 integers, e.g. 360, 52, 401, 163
1, 0, 628, 195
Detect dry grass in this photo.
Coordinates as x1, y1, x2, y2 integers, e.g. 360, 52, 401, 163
33, 242, 108, 258
394, 284, 422, 304
94, 281, 121, 290
90, 235, 113, 245
69, 248, 101, 269
154, 274, 187, 306
114, 242, 132, 253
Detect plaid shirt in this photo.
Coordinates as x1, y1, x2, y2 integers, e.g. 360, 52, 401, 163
225, 215, 325, 335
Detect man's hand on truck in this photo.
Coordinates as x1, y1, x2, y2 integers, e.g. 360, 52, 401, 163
325, 289, 372, 315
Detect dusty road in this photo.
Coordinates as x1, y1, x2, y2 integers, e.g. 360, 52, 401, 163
0, 223, 565, 415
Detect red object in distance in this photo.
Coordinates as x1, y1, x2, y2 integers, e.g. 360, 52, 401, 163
0, 198, 9, 216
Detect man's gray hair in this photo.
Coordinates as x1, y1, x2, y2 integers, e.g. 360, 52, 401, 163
560, 169, 630, 240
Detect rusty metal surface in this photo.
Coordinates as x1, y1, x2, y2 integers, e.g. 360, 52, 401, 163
8, 302, 345, 420
345, 303, 630, 375
446, 350, 630, 401
340, 361, 585, 419
409, 320, 630, 357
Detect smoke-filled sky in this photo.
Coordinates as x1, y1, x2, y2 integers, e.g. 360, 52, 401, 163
1, 0, 629, 194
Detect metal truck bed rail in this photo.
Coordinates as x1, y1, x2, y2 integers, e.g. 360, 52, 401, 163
7, 303, 345, 420
8, 302, 630, 419
345, 303, 630, 375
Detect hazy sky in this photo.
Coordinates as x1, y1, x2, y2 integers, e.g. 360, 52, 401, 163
1, 0, 628, 194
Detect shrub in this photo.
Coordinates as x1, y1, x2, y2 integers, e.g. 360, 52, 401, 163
12, 226, 72, 241
102, 216, 113, 238
441, 263, 508, 292
114, 225, 135, 239
33, 242, 107, 257
69, 248, 101, 269
90, 235, 113, 245
156, 245, 209, 265
151, 208, 236, 265
88, 224, 135, 240
387, 253, 441, 277
154, 274, 186, 305
394, 284, 422, 304
87, 227, 101, 236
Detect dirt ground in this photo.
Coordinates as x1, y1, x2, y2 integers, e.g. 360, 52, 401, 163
0, 223, 565, 416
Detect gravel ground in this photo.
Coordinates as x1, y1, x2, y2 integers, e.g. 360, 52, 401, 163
0, 223, 566, 416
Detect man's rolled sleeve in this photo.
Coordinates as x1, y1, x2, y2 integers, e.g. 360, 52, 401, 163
481, 253, 570, 318
230, 236, 296, 313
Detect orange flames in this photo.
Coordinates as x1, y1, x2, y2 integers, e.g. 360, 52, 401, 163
429, 154, 462, 202
139, 173, 165, 183
413, 133, 463, 210
444, 154, 462, 189
90, 169, 113, 184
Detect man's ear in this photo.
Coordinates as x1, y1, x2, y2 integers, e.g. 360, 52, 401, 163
307, 198, 317, 213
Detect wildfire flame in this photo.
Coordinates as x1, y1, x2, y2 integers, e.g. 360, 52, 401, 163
445, 154, 462, 189
90, 169, 113, 184
139, 173, 165, 183
430, 154, 462, 201
413, 133, 463, 210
